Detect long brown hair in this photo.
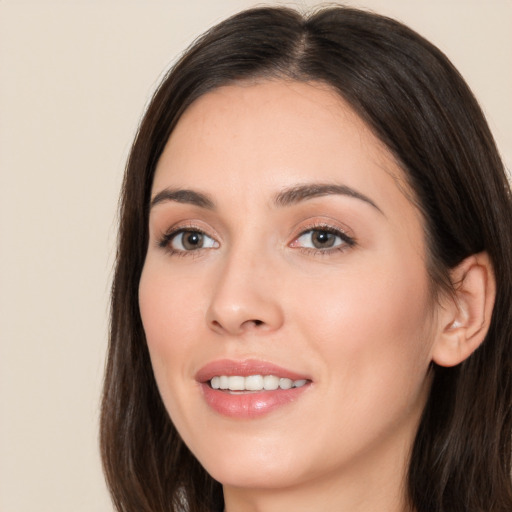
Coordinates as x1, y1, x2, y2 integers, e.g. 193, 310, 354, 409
100, 6, 512, 512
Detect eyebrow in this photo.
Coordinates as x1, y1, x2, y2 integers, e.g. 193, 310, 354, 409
150, 182, 382, 214
274, 183, 383, 213
150, 188, 215, 210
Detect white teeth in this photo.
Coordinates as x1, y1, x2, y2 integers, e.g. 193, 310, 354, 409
228, 376, 245, 391
245, 375, 264, 391
219, 375, 229, 390
263, 375, 279, 390
279, 378, 293, 389
209, 374, 308, 391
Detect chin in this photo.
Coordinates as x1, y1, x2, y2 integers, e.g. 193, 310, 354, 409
189, 432, 310, 489
205, 459, 307, 490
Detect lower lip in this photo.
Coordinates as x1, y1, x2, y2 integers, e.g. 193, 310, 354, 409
200, 383, 309, 419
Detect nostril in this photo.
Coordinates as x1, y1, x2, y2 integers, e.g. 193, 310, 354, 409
240, 319, 265, 330
209, 318, 263, 332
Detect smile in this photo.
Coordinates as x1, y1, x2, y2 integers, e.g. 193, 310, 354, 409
197, 359, 312, 418
210, 375, 308, 391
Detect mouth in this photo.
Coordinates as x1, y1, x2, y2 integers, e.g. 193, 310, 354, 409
196, 359, 312, 418
209, 374, 308, 392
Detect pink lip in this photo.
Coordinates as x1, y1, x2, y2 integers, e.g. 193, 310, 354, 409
196, 359, 311, 419
196, 359, 310, 382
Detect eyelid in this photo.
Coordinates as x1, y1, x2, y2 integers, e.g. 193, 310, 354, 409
157, 222, 220, 252
289, 221, 356, 252
155, 219, 355, 256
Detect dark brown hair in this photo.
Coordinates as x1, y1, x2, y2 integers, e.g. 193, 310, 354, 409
101, 6, 512, 512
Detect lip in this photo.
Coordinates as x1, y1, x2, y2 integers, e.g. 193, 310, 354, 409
196, 359, 312, 419
196, 358, 310, 382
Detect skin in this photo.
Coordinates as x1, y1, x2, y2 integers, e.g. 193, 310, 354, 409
139, 80, 448, 512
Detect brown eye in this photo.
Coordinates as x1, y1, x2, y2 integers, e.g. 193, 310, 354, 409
292, 228, 354, 252
182, 231, 204, 250
169, 230, 218, 251
311, 230, 336, 248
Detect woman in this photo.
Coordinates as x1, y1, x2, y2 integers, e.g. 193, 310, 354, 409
100, 6, 512, 512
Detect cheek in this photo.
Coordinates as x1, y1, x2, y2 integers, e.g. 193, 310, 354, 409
138, 261, 202, 395
139, 255, 209, 342
284, 261, 434, 461
138, 261, 215, 452
294, 254, 434, 394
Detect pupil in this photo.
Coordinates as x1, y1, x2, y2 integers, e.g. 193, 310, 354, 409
183, 231, 203, 250
312, 231, 334, 248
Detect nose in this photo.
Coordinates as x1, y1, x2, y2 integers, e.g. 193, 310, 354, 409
206, 247, 284, 336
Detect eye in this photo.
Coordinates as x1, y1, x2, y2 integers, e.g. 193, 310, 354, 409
291, 227, 355, 251
161, 229, 218, 252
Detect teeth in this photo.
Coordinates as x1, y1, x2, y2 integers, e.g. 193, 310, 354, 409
245, 375, 264, 391
209, 375, 308, 391
263, 375, 279, 390
279, 378, 292, 389
229, 376, 245, 391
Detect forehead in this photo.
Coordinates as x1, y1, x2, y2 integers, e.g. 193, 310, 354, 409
153, 80, 416, 220
159, 80, 378, 168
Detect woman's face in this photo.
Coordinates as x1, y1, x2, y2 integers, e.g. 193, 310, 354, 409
139, 81, 440, 495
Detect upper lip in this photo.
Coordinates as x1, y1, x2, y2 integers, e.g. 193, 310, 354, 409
195, 359, 311, 383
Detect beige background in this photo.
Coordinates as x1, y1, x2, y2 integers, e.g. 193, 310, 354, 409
0, 1, 510, 511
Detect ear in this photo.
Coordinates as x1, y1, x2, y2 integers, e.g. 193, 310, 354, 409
432, 252, 496, 367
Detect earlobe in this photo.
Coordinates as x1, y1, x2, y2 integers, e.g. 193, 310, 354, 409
432, 252, 496, 367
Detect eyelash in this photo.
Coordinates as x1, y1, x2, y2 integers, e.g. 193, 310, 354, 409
157, 224, 215, 257
291, 223, 356, 256
157, 223, 356, 257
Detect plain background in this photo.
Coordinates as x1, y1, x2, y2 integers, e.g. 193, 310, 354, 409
0, 1, 510, 511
